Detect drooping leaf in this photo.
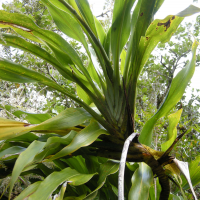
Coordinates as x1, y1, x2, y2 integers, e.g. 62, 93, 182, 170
128, 162, 153, 200
4, 105, 51, 124
0, 10, 98, 90
0, 107, 91, 140
28, 167, 96, 200
0, 146, 26, 158
0, 33, 74, 81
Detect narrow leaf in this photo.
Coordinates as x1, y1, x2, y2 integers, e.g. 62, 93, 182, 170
9, 141, 46, 199
139, 40, 198, 145
75, 0, 98, 37
41, 0, 89, 53
0, 146, 26, 158
0, 117, 33, 140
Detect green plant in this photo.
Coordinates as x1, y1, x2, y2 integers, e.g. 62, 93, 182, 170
0, 0, 200, 199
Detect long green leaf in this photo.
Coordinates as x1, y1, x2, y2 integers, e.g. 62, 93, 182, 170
0, 107, 92, 140
75, 0, 98, 37
111, 0, 135, 80
33, 107, 91, 131
55, 0, 113, 81
0, 146, 26, 158
0, 11, 99, 93
139, 40, 198, 145
9, 140, 45, 199
48, 120, 109, 161
0, 58, 105, 127
111, 0, 136, 120
0, 58, 83, 104
0, 33, 75, 81
123, 0, 159, 81
28, 168, 96, 200
41, 0, 89, 53
128, 162, 153, 200
0, 117, 33, 140
4, 105, 51, 124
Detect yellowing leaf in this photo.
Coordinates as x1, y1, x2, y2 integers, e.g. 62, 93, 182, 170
161, 109, 182, 152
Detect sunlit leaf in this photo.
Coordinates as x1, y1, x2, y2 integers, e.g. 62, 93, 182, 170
161, 109, 182, 152
139, 40, 198, 145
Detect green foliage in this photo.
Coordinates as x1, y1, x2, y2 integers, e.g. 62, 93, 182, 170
0, 0, 200, 199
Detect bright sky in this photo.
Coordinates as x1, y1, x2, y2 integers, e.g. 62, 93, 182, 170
0, 0, 200, 92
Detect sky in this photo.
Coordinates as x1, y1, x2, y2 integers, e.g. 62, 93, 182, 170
0, 0, 200, 94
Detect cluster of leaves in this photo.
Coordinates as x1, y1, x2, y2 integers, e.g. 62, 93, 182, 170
0, 0, 200, 199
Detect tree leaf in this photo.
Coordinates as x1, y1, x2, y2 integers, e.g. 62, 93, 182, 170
128, 162, 153, 200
